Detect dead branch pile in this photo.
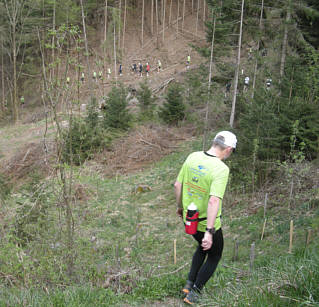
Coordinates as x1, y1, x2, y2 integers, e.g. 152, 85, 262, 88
0, 142, 53, 186
96, 124, 194, 176
152, 78, 175, 94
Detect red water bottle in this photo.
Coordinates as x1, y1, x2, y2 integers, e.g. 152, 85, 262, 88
185, 203, 199, 235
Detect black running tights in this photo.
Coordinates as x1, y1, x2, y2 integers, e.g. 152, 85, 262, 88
188, 228, 224, 290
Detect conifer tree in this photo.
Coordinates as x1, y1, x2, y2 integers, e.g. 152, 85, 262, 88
159, 83, 185, 125
102, 84, 131, 130
137, 80, 156, 120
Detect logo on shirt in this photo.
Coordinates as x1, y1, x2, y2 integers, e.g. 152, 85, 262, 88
198, 165, 207, 171
192, 176, 199, 183
190, 165, 208, 177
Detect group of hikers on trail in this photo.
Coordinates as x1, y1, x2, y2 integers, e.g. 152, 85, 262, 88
76, 59, 163, 82
130, 59, 163, 77
224, 76, 273, 96
64, 53, 193, 85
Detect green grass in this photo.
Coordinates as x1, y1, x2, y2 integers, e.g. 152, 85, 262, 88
0, 136, 318, 306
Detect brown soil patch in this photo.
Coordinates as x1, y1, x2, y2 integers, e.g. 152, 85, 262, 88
0, 124, 196, 186
92, 124, 196, 176
0, 141, 53, 187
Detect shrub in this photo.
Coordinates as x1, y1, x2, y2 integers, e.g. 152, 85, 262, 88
159, 83, 185, 125
137, 80, 156, 120
0, 174, 10, 205
102, 84, 132, 130
62, 117, 111, 165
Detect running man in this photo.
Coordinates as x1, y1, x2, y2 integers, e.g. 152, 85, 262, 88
175, 131, 237, 305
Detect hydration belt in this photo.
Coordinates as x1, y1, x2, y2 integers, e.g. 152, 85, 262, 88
186, 215, 221, 222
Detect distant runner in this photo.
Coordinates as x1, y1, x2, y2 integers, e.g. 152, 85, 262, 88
139, 63, 143, 77
119, 64, 123, 76
80, 72, 85, 83
225, 82, 231, 97
107, 68, 111, 79
146, 63, 150, 77
244, 76, 250, 92
98, 71, 103, 81
186, 54, 191, 70
158, 60, 162, 72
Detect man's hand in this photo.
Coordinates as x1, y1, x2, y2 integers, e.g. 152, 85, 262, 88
176, 207, 183, 218
201, 232, 213, 250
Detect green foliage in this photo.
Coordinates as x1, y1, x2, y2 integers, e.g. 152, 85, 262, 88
102, 84, 132, 130
159, 83, 185, 125
62, 117, 111, 165
238, 52, 319, 168
85, 97, 100, 129
185, 66, 209, 106
13, 175, 51, 246
278, 55, 319, 160
136, 80, 156, 120
0, 174, 10, 205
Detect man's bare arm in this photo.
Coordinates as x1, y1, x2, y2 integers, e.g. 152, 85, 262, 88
206, 195, 220, 229
202, 195, 220, 250
174, 181, 183, 217
174, 181, 183, 209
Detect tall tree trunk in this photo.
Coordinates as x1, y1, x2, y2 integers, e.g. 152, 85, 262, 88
176, 0, 179, 37
122, 0, 127, 52
151, 0, 154, 34
280, 0, 291, 79
1, 42, 5, 112
219, 0, 223, 17
12, 24, 18, 122
141, 0, 144, 48
104, 0, 108, 72
104, 0, 108, 42
161, 0, 164, 23
182, 0, 185, 33
156, 0, 159, 48
203, 11, 216, 150
251, 0, 264, 99
229, 0, 244, 128
114, 21, 117, 84
51, 0, 56, 81
203, 0, 206, 25
118, 0, 121, 50
162, 0, 166, 43
192, 0, 194, 14
169, 0, 172, 26
80, 0, 93, 97
195, 0, 200, 35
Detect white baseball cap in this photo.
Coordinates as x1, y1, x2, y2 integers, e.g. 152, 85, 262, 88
214, 131, 237, 149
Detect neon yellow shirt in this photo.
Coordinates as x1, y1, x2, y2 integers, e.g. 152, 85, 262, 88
177, 151, 229, 231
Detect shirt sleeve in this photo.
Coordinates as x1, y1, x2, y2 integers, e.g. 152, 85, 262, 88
209, 166, 229, 199
176, 161, 187, 183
